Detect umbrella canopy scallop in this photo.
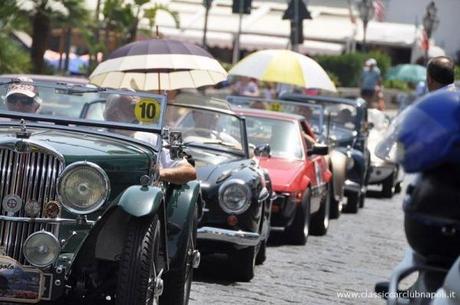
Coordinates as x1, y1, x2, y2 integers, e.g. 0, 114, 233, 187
229, 49, 336, 92
89, 39, 227, 90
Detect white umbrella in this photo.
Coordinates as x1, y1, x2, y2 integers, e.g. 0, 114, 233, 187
90, 39, 227, 91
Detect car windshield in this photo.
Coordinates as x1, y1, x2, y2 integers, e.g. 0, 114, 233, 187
325, 104, 357, 131
227, 95, 324, 135
0, 80, 166, 146
244, 116, 303, 160
166, 104, 245, 155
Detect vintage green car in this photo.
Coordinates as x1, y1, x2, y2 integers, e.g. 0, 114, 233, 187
0, 78, 201, 305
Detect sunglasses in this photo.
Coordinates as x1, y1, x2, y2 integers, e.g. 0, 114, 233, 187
7, 95, 35, 105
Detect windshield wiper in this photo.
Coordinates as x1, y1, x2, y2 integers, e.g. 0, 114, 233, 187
185, 140, 238, 148
55, 86, 106, 95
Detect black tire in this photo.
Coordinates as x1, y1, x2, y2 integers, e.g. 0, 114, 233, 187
310, 184, 330, 236
255, 240, 266, 265
382, 173, 394, 198
284, 189, 311, 245
394, 182, 402, 194
359, 192, 365, 208
343, 192, 359, 214
160, 214, 197, 305
231, 246, 256, 282
116, 215, 161, 305
329, 182, 342, 220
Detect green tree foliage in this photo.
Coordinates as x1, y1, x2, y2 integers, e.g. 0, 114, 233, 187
144, 4, 180, 35
13, 0, 90, 74
0, 35, 31, 74
0, 0, 31, 73
316, 51, 392, 87
100, 0, 180, 57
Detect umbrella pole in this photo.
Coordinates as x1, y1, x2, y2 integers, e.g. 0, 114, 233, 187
158, 72, 161, 93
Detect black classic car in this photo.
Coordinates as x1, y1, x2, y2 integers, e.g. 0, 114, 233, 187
0, 78, 200, 305
166, 103, 272, 282
280, 94, 370, 213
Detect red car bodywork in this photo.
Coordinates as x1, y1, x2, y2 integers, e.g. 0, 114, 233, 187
234, 108, 332, 227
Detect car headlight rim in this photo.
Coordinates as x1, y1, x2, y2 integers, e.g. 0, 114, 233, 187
218, 179, 252, 215
57, 161, 110, 214
23, 231, 61, 267
346, 157, 355, 170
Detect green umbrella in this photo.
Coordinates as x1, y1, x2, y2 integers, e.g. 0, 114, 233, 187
386, 64, 426, 83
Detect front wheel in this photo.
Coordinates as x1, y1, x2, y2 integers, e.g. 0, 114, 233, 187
255, 240, 266, 265
329, 181, 342, 219
231, 246, 256, 282
284, 189, 311, 245
310, 184, 330, 236
359, 192, 366, 208
343, 192, 359, 214
382, 173, 395, 198
116, 216, 162, 305
160, 216, 197, 305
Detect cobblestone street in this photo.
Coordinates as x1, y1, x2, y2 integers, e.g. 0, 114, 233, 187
190, 185, 408, 305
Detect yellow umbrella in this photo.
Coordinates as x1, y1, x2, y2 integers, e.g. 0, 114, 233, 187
229, 49, 336, 92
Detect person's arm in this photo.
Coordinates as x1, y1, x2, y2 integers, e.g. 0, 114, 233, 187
159, 159, 197, 184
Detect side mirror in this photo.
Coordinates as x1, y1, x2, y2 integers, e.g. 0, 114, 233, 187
307, 144, 329, 156
254, 144, 271, 157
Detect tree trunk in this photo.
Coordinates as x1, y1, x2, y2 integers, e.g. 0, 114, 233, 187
127, 18, 139, 43
127, 7, 142, 43
64, 26, 72, 74
31, 10, 51, 74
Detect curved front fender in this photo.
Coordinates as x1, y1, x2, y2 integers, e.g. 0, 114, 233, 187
167, 181, 201, 271
118, 185, 164, 217
330, 149, 347, 200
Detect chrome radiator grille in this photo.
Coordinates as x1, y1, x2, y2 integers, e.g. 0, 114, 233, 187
0, 148, 64, 264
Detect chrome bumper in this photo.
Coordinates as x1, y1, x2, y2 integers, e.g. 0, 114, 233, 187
344, 179, 361, 193
197, 227, 260, 247
368, 164, 395, 184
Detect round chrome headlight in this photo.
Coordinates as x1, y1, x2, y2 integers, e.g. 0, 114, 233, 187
23, 231, 61, 267
218, 179, 251, 214
57, 162, 110, 214
346, 157, 355, 170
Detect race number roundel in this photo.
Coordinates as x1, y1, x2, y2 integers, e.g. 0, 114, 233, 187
134, 99, 161, 124
270, 102, 282, 112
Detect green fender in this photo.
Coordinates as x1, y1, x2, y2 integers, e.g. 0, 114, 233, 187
118, 185, 164, 217
166, 180, 201, 271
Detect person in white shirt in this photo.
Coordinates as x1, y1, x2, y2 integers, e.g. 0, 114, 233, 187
103, 94, 196, 184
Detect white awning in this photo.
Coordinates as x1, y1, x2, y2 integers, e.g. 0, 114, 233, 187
143, 0, 419, 52
160, 27, 344, 55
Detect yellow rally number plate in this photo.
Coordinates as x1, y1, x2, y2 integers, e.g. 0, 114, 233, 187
270, 102, 282, 112
134, 98, 161, 124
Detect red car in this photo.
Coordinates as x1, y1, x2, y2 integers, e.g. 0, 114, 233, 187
234, 108, 332, 245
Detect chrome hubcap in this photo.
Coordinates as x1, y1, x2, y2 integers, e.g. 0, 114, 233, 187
191, 249, 201, 269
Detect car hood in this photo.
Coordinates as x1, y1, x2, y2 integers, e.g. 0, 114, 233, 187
0, 128, 153, 172
257, 157, 305, 191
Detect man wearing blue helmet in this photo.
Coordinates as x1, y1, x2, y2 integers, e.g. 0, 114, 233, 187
426, 56, 455, 92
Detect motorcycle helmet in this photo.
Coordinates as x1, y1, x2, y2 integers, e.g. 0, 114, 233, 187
376, 87, 460, 173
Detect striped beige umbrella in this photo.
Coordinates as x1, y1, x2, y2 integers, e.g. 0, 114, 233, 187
89, 39, 227, 91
